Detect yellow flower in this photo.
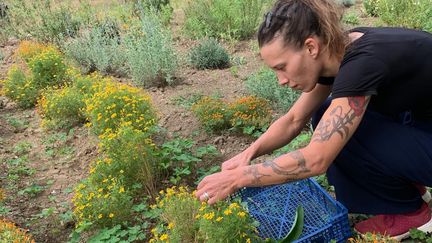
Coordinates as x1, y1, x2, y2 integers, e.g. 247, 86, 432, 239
237, 211, 246, 218
119, 186, 125, 193
167, 222, 174, 229
246, 238, 251, 243
98, 214, 103, 219
109, 213, 114, 218
203, 212, 215, 220
195, 214, 201, 219
160, 234, 168, 241
229, 202, 240, 209
111, 113, 117, 118
216, 216, 223, 222
223, 209, 232, 215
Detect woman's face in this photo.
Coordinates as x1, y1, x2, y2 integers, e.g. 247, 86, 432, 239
260, 36, 322, 93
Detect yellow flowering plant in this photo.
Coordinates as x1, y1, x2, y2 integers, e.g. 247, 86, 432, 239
28, 46, 67, 90
72, 174, 133, 230
196, 200, 260, 243
68, 70, 108, 99
97, 124, 159, 195
84, 81, 158, 136
228, 96, 273, 136
191, 96, 230, 133
150, 186, 260, 243
347, 232, 398, 243
1, 65, 38, 108
38, 85, 86, 129
0, 219, 35, 243
150, 186, 201, 242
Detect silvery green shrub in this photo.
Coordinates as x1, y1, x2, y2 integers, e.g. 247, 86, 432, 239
188, 38, 230, 70
336, 0, 356, 7
123, 12, 177, 87
64, 24, 127, 76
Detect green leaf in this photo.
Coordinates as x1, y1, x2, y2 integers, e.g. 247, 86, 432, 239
279, 205, 304, 243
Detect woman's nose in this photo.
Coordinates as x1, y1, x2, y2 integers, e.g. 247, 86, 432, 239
276, 72, 288, 85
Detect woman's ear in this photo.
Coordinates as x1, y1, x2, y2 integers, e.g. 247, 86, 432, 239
304, 37, 320, 59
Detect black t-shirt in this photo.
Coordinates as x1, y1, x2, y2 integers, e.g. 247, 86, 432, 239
318, 27, 432, 121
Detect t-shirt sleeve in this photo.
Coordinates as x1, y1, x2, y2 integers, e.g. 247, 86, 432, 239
331, 56, 389, 98
317, 76, 334, 85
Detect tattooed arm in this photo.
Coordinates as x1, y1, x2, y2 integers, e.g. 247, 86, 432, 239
237, 96, 370, 187
196, 96, 370, 204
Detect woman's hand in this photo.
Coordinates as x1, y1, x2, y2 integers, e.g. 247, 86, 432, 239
221, 152, 251, 171
196, 168, 244, 205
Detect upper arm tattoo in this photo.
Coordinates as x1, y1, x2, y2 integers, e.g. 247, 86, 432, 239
313, 96, 369, 142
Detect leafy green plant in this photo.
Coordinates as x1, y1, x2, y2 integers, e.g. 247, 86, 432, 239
123, 11, 177, 87
183, 0, 268, 40
188, 38, 230, 70
18, 184, 45, 197
7, 156, 35, 178
87, 224, 148, 243
158, 138, 219, 184
245, 67, 300, 112
13, 141, 32, 155
408, 228, 432, 242
4, 115, 30, 132
33, 207, 56, 219
42, 130, 75, 158
171, 93, 204, 109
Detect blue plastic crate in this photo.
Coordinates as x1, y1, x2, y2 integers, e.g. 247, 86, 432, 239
234, 178, 351, 242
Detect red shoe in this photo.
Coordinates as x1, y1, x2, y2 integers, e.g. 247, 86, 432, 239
354, 202, 432, 240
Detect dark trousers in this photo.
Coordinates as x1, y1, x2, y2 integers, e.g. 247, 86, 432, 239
312, 99, 432, 215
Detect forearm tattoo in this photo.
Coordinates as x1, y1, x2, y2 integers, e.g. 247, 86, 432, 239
313, 97, 369, 142
243, 165, 270, 186
263, 150, 310, 182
